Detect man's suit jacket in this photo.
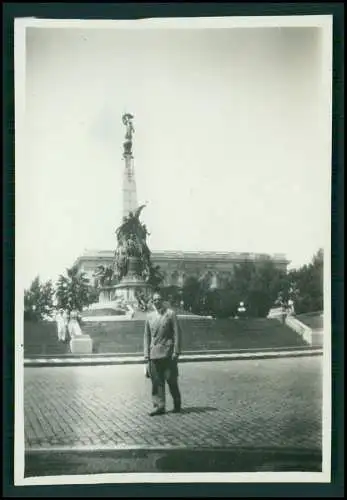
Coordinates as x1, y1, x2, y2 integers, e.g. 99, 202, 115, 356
144, 308, 182, 361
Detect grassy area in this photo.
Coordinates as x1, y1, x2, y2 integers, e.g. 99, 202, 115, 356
296, 312, 323, 331
24, 317, 307, 357
24, 321, 69, 356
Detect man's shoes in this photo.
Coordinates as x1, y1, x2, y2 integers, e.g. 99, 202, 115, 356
172, 406, 181, 413
149, 408, 165, 417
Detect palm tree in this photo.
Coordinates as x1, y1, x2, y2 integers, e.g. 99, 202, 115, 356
55, 265, 91, 312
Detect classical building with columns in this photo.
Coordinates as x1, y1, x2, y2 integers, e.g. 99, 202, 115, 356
73, 249, 289, 290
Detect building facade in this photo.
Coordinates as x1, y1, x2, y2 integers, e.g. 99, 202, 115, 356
73, 249, 289, 290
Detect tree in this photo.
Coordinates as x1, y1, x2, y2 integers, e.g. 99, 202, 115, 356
24, 276, 54, 321
55, 265, 92, 312
181, 275, 213, 315
182, 276, 200, 313
232, 259, 285, 317
210, 287, 239, 318
289, 249, 324, 314
160, 285, 184, 309
147, 264, 164, 289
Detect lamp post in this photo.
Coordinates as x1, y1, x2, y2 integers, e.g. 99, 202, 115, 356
178, 289, 184, 311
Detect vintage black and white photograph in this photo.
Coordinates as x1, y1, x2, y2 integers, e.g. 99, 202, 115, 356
15, 15, 332, 485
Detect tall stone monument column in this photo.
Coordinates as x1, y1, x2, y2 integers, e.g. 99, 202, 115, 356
122, 113, 138, 219
112, 114, 153, 307
84, 114, 153, 318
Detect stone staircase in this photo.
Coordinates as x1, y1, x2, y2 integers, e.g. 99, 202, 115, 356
294, 312, 324, 347
23, 316, 307, 357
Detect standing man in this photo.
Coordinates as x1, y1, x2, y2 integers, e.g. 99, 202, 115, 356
144, 292, 182, 416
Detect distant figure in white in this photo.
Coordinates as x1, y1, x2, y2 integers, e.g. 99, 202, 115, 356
68, 310, 83, 338
287, 299, 295, 316
236, 301, 246, 319
56, 309, 68, 342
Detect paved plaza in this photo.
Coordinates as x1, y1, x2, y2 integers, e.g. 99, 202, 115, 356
23, 356, 323, 474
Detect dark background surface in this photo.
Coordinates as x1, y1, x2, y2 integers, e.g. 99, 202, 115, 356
25, 448, 323, 476
3, 2, 344, 498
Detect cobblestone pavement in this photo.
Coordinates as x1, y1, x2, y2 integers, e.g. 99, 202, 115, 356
24, 357, 322, 451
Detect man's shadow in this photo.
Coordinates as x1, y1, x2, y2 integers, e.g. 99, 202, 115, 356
176, 406, 218, 415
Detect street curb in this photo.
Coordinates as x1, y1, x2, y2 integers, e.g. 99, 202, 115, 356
25, 345, 321, 358
24, 349, 323, 367
25, 444, 322, 454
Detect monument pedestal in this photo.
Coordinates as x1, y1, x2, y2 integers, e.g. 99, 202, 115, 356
113, 279, 153, 308
113, 256, 153, 308
96, 256, 152, 309
98, 286, 115, 303
70, 335, 93, 354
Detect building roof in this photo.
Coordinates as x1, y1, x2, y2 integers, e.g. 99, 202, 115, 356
74, 249, 290, 265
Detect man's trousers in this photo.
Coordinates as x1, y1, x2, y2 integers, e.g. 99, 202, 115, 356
149, 357, 181, 411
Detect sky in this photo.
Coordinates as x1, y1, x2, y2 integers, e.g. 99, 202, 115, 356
17, 22, 332, 289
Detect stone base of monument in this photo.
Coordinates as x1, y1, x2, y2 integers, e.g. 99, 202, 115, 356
87, 258, 153, 318
113, 280, 153, 308
70, 335, 93, 355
